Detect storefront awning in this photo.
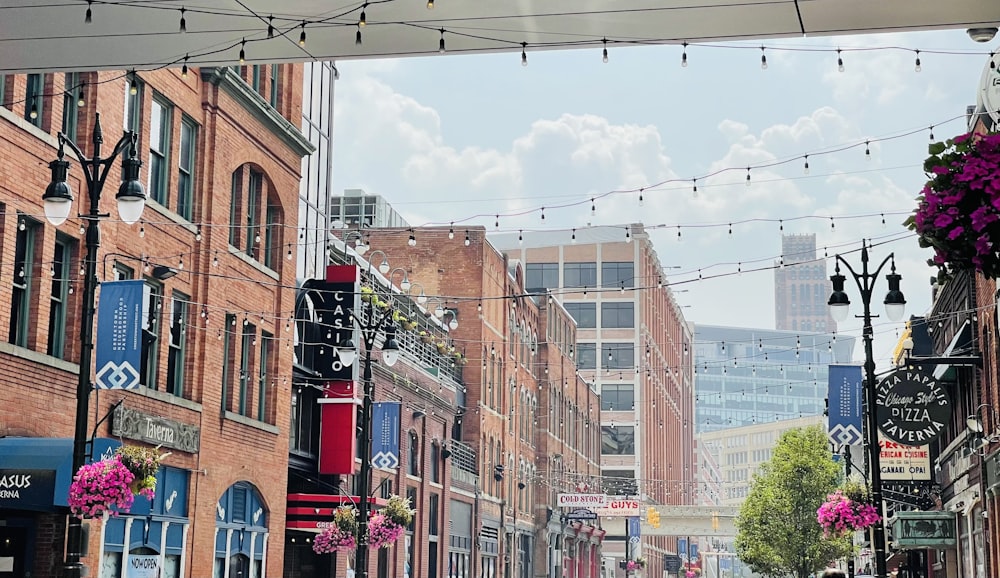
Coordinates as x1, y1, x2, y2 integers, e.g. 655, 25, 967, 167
286, 492, 387, 533
0, 437, 121, 511
932, 321, 974, 381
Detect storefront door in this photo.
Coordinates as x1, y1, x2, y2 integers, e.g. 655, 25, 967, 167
0, 525, 28, 577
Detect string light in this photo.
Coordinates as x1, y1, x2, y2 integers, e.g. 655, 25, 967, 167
179, 7, 187, 32
181, 55, 189, 78
929, 126, 935, 141
602, 38, 609, 63
692, 178, 697, 195
427, 0, 434, 8
521, 42, 528, 66
760, 46, 767, 69
464, 231, 471, 246
439, 29, 446, 53
837, 48, 844, 72
129, 71, 138, 95
681, 42, 688, 67
267, 15, 275, 38
356, 26, 363, 46
914, 49, 921, 72
77, 84, 86, 107
745, 167, 751, 187
239, 38, 246, 64
865, 140, 871, 160
448, 224, 455, 239
359, 3, 368, 26
29, 98, 38, 119
85, 0, 93, 23
803, 155, 809, 174
299, 22, 307, 46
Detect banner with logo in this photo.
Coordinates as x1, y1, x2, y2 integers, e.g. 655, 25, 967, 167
371, 402, 401, 470
678, 537, 687, 561
95, 280, 144, 389
828, 365, 863, 445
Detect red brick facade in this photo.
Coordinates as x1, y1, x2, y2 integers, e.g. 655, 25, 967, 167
0, 63, 307, 578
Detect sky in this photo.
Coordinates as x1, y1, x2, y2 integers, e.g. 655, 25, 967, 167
330, 29, 997, 366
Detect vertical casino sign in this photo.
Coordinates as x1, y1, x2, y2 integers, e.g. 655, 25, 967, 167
317, 264, 362, 475
875, 369, 951, 445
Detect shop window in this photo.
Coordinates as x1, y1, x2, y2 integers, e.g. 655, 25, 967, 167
10, 215, 38, 348
148, 95, 172, 206
48, 234, 74, 358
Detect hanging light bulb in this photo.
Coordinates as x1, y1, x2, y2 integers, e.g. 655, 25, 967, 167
359, 3, 367, 26
129, 71, 139, 95
267, 15, 275, 38
602, 38, 609, 63
181, 55, 189, 78
464, 231, 471, 246
745, 167, 751, 187
521, 42, 528, 66
179, 7, 187, 32
448, 224, 455, 239
29, 99, 38, 119
837, 48, 844, 72
427, 0, 434, 8
803, 155, 809, 174
914, 50, 921, 72
239, 38, 246, 64
299, 22, 307, 46
439, 29, 446, 53
77, 84, 87, 107
85, 0, 93, 23
681, 42, 688, 67
356, 26, 363, 46
760, 46, 767, 69
865, 140, 871, 160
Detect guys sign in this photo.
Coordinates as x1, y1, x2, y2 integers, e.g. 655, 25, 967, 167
876, 369, 951, 445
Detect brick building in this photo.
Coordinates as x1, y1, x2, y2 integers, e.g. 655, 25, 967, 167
0, 63, 309, 578
492, 225, 696, 578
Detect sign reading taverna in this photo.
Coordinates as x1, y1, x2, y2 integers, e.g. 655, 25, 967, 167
875, 369, 951, 445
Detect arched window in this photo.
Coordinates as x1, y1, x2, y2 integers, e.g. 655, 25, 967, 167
228, 164, 284, 270
213, 482, 268, 578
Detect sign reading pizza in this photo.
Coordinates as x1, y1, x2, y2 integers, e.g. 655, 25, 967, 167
876, 369, 951, 445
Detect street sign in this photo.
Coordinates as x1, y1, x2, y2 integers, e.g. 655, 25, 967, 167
558, 493, 609, 508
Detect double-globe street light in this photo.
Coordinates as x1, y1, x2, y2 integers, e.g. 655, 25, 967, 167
827, 241, 907, 578
41, 112, 147, 578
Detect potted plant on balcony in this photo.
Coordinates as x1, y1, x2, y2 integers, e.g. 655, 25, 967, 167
906, 132, 1000, 280
67, 457, 136, 519
313, 506, 359, 554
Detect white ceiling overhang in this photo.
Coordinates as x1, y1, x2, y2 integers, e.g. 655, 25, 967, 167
2, 0, 999, 74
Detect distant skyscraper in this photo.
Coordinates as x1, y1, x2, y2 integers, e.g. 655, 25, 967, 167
774, 234, 836, 332
693, 325, 855, 433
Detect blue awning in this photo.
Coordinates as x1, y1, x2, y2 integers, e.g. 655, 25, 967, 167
0, 437, 121, 510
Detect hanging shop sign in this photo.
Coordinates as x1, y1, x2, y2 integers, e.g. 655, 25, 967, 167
0, 469, 56, 510
111, 405, 201, 454
558, 493, 609, 508
878, 435, 932, 481
890, 511, 957, 548
875, 369, 951, 445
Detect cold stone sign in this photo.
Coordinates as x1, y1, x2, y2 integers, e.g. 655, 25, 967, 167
876, 369, 951, 445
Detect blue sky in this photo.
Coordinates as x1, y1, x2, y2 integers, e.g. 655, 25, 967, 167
331, 29, 996, 365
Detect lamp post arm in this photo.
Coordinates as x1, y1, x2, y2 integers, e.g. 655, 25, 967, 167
93, 132, 138, 190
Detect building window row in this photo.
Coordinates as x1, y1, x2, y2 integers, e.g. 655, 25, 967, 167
527, 261, 635, 291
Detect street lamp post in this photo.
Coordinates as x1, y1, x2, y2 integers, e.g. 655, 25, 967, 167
336, 283, 401, 578
42, 112, 147, 578
827, 241, 907, 578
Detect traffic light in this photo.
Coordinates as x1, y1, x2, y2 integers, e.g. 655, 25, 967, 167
646, 507, 661, 528
711, 511, 720, 531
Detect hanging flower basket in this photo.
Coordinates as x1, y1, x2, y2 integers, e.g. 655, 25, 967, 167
313, 506, 359, 554
816, 478, 880, 537
418, 331, 433, 344
116, 445, 168, 500
367, 495, 416, 549
67, 458, 136, 519
906, 132, 1000, 280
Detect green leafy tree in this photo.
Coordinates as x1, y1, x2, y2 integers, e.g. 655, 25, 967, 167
734, 425, 852, 578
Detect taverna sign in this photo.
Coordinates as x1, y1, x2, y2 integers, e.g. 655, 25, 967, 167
875, 369, 951, 445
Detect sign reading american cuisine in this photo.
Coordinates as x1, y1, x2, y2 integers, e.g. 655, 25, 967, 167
875, 369, 951, 445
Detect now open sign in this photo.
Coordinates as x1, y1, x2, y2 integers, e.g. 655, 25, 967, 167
126, 554, 160, 578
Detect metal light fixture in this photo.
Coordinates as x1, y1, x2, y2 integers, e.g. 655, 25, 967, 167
152, 265, 178, 280
42, 153, 74, 225
883, 269, 907, 322
337, 337, 357, 368
827, 267, 851, 322
381, 325, 400, 367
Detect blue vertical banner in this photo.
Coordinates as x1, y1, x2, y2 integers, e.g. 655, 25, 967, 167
689, 543, 698, 562
371, 401, 401, 471
828, 364, 864, 445
678, 537, 688, 561
95, 280, 144, 390
628, 516, 641, 538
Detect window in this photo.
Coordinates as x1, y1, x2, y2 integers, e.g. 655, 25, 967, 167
252, 65, 263, 92
269, 64, 280, 107
166, 293, 188, 397
222, 313, 235, 412
148, 96, 171, 205
575, 343, 596, 370
0, 74, 5, 105
229, 167, 243, 247
604, 342, 634, 370
408, 431, 420, 476
24, 74, 43, 127
564, 303, 596, 328
263, 199, 279, 269
62, 73, 80, 142
428, 493, 440, 535
406, 486, 418, 531
140, 281, 163, 389
257, 332, 273, 422
113, 263, 134, 281
239, 322, 255, 416
177, 117, 196, 221
246, 170, 262, 256
601, 262, 634, 288
430, 442, 441, 483
601, 302, 634, 328
10, 217, 38, 347
124, 76, 142, 135
600, 383, 634, 411
602, 469, 638, 494
525, 263, 558, 292
563, 262, 596, 288
47, 235, 74, 359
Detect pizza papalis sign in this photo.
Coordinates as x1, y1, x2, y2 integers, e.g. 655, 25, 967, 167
876, 369, 951, 445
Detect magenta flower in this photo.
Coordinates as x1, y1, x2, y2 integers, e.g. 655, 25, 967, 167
67, 457, 136, 519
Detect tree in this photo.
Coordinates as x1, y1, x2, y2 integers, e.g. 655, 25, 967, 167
734, 425, 852, 578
